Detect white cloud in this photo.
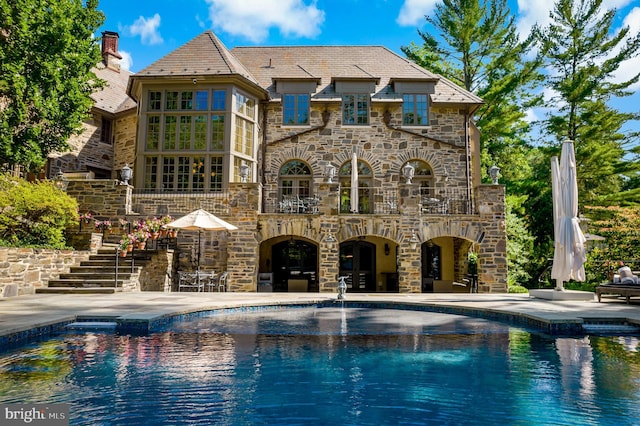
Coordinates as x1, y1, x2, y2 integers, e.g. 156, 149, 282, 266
119, 50, 133, 71
124, 13, 163, 45
615, 7, 640, 90
396, 0, 438, 27
205, 0, 325, 43
515, 0, 553, 39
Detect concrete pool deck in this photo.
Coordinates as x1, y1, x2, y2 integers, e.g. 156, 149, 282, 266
1, 291, 640, 344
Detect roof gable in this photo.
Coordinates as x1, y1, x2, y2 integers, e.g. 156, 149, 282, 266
136, 31, 258, 85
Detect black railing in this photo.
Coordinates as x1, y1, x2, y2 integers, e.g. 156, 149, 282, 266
338, 187, 399, 215
132, 189, 231, 215
419, 187, 472, 215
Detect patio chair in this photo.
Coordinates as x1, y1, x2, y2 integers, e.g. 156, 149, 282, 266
201, 272, 218, 292
178, 271, 202, 292
216, 271, 229, 292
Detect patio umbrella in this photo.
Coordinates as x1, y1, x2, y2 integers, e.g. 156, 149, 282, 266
350, 152, 359, 213
550, 140, 587, 291
167, 208, 238, 270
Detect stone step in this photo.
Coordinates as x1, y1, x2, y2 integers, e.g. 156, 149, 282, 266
46, 279, 125, 288
69, 266, 138, 274
59, 272, 133, 280
36, 287, 122, 294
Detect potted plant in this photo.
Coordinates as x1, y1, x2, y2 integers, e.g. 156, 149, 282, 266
95, 219, 113, 234
132, 229, 149, 249
145, 217, 162, 239
79, 212, 92, 224
118, 236, 131, 257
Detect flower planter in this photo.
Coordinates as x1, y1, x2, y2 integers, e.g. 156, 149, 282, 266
119, 250, 127, 258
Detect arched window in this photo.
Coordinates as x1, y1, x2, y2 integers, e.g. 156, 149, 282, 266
339, 159, 373, 213
278, 160, 313, 213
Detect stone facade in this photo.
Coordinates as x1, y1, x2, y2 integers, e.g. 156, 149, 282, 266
56, 30, 508, 295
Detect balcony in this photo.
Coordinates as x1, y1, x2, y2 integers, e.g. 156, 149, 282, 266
263, 186, 399, 215
419, 187, 472, 215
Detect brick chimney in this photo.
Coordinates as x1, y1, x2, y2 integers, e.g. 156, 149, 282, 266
101, 31, 122, 71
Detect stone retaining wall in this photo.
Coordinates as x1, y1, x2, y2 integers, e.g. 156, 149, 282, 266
0, 248, 94, 297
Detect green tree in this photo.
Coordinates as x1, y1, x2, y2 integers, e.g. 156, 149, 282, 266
505, 195, 534, 289
0, 0, 104, 170
401, 0, 544, 185
536, 0, 640, 205
0, 174, 79, 248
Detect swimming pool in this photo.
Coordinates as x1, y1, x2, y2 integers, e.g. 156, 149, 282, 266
1, 305, 639, 425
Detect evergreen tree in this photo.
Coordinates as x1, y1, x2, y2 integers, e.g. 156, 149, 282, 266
401, 0, 544, 186
0, 0, 104, 170
536, 0, 640, 205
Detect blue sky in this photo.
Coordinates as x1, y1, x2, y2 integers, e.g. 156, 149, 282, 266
97, 0, 640, 142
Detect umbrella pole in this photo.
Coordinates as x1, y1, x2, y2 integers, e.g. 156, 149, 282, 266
197, 230, 201, 271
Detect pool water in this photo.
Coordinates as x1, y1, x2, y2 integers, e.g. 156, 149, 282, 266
1, 306, 640, 425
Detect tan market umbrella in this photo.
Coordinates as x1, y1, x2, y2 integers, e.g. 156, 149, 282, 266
167, 209, 238, 269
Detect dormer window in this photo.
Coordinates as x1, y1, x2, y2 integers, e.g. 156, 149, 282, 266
283, 94, 310, 125
402, 94, 428, 126
342, 94, 369, 125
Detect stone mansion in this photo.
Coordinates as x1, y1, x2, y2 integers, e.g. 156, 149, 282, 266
48, 31, 507, 294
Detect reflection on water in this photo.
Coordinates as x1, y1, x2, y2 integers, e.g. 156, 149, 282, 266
0, 307, 639, 425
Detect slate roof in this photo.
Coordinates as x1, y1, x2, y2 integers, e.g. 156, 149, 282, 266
91, 63, 136, 114
231, 45, 483, 106
127, 30, 482, 108
135, 31, 258, 85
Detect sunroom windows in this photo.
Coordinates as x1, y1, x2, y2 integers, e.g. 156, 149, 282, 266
140, 88, 257, 192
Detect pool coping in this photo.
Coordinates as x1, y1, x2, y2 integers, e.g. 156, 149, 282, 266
3, 292, 640, 350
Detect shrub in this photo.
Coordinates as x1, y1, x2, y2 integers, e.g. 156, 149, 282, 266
0, 174, 79, 248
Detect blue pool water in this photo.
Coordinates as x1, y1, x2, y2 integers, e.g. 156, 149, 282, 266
1, 306, 640, 425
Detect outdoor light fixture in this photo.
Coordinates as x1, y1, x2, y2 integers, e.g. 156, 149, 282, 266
120, 164, 132, 185
326, 164, 336, 183
402, 162, 415, 184
489, 165, 500, 184
409, 231, 419, 251
53, 170, 68, 191
384, 243, 390, 256
239, 161, 250, 183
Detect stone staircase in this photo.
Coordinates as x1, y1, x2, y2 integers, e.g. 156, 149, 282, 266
36, 244, 153, 294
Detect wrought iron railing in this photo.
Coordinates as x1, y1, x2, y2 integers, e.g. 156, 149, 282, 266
338, 187, 399, 215
419, 187, 472, 215
132, 189, 231, 215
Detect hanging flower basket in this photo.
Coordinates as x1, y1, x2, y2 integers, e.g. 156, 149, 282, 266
119, 250, 128, 258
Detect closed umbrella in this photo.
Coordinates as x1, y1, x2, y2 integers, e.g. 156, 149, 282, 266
350, 152, 359, 213
550, 140, 587, 291
167, 208, 238, 270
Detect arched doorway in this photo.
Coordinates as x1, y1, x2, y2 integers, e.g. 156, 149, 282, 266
271, 239, 318, 292
339, 240, 376, 292
421, 242, 441, 292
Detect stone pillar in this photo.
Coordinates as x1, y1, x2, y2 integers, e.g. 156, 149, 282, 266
226, 183, 260, 291
318, 219, 340, 292
476, 184, 507, 292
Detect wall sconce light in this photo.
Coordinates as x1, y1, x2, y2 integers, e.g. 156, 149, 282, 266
326, 164, 336, 183
120, 164, 132, 185
384, 243, 390, 256
402, 162, 415, 184
240, 161, 250, 183
53, 170, 69, 191
409, 231, 420, 251
489, 165, 500, 184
